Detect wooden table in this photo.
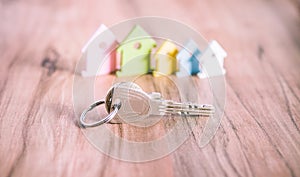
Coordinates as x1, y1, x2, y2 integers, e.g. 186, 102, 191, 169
0, 0, 299, 176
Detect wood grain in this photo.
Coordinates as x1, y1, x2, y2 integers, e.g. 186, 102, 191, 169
0, 0, 300, 177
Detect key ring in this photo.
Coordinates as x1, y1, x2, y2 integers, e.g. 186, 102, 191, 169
80, 100, 121, 128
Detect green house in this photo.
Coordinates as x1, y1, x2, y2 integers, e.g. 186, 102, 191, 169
116, 25, 156, 77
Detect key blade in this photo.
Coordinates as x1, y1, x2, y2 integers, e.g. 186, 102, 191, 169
161, 107, 214, 115
161, 108, 214, 113
162, 101, 214, 110
163, 111, 214, 117
149, 98, 215, 117
159, 100, 215, 116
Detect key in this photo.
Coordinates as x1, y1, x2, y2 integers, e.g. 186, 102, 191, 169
105, 82, 214, 123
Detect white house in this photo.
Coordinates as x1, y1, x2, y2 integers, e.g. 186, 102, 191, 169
81, 24, 118, 77
198, 40, 227, 79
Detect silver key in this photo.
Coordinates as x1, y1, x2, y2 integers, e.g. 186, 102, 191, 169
105, 82, 214, 123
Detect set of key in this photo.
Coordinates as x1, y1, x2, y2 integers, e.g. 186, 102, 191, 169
80, 82, 214, 127
104, 82, 214, 123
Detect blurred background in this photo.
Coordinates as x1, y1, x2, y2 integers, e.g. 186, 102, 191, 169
1, 0, 300, 177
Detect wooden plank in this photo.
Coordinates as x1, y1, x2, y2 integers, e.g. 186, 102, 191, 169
0, 0, 299, 176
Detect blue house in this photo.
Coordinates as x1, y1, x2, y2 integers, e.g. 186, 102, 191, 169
176, 39, 201, 77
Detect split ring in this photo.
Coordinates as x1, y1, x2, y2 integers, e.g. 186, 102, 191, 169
80, 100, 121, 127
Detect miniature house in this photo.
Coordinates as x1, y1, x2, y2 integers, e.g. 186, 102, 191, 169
197, 40, 227, 78
116, 25, 156, 77
153, 41, 178, 77
81, 24, 118, 77
176, 39, 201, 77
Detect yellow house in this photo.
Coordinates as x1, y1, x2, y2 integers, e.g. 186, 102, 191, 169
153, 41, 178, 77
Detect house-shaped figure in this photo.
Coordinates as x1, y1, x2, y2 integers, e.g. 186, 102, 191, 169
153, 41, 178, 77
116, 25, 156, 77
176, 39, 201, 77
197, 40, 227, 79
81, 24, 118, 77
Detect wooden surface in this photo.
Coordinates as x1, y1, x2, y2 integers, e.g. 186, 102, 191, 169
1, 0, 300, 177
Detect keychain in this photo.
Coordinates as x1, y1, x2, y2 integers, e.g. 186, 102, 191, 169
80, 82, 214, 128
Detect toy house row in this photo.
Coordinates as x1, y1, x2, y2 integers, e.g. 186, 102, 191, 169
81, 24, 227, 78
